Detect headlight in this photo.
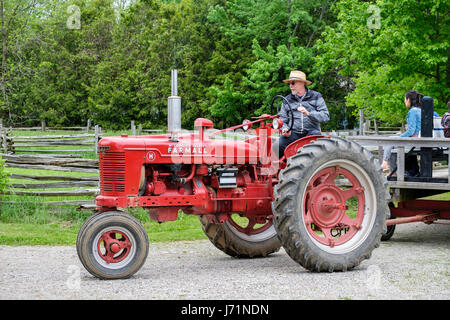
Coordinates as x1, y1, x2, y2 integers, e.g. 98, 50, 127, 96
242, 119, 252, 131
272, 119, 283, 130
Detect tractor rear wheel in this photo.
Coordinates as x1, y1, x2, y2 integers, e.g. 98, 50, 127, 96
77, 210, 149, 279
272, 137, 389, 272
199, 214, 281, 258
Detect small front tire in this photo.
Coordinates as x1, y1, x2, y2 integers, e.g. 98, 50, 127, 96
77, 211, 149, 280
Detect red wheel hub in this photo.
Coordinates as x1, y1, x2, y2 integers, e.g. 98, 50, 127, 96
97, 230, 132, 264
110, 243, 121, 254
304, 166, 365, 247
309, 184, 347, 228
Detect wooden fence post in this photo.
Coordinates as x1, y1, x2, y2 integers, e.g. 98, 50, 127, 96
131, 120, 136, 136
86, 119, 91, 133
359, 109, 364, 136
364, 119, 370, 134
41, 120, 46, 132
0, 128, 5, 153
94, 125, 99, 155
138, 124, 142, 136
378, 146, 383, 164
1, 127, 10, 154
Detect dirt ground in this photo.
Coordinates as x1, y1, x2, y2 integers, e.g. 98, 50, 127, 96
0, 222, 448, 300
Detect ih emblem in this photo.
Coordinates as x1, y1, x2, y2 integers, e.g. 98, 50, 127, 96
146, 151, 156, 162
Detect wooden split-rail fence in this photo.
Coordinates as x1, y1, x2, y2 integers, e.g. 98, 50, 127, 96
0, 125, 102, 209
0, 120, 159, 209
0, 153, 99, 208
0, 126, 101, 156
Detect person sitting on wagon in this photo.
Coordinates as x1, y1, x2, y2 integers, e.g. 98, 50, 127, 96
381, 90, 423, 176
442, 101, 450, 138
272, 70, 330, 159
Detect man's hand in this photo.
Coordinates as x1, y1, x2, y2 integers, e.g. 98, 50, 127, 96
297, 105, 310, 116
282, 129, 291, 137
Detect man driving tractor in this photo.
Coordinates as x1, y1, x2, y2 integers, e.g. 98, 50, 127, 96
273, 70, 330, 158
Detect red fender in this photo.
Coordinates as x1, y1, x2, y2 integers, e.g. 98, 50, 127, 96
283, 135, 329, 159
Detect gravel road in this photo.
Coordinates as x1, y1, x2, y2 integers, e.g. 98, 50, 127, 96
0, 222, 448, 300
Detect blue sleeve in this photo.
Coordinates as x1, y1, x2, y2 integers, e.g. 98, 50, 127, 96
400, 110, 418, 137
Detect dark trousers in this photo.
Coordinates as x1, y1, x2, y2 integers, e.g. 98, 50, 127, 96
272, 131, 309, 159
387, 152, 420, 177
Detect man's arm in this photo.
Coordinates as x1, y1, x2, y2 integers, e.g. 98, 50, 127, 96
308, 93, 330, 123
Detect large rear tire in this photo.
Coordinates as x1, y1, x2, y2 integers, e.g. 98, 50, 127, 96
199, 214, 281, 258
77, 211, 149, 279
272, 137, 389, 272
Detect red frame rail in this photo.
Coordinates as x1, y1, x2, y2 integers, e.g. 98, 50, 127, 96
388, 200, 450, 226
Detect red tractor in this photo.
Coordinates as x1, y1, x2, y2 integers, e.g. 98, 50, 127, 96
77, 72, 389, 279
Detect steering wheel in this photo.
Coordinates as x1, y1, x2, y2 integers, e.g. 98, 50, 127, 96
271, 95, 295, 132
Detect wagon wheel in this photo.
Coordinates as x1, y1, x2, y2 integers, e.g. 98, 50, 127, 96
382, 204, 396, 241
381, 224, 396, 241
272, 136, 389, 272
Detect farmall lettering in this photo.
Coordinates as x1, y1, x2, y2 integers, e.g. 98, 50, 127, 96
168, 144, 208, 154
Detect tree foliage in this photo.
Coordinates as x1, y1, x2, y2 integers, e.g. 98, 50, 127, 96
315, 0, 449, 124
0, 0, 447, 130
207, 0, 340, 128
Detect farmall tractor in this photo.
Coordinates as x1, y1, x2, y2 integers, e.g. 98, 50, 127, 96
77, 71, 389, 279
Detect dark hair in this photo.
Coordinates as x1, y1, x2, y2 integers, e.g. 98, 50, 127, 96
405, 90, 424, 107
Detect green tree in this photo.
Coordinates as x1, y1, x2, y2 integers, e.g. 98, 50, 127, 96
0, 0, 44, 125
0, 0, 118, 127
207, 0, 341, 129
34, 0, 117, 126
88, 0, 221, 130
315, 0, 449, 125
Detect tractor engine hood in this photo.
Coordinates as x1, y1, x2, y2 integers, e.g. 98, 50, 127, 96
98, 131, 263, 165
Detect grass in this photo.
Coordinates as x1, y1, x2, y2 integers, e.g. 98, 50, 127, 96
417, 191, 450, 201
0, 205, 207, 245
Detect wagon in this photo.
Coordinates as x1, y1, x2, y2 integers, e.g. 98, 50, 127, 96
349, 97, 450, 240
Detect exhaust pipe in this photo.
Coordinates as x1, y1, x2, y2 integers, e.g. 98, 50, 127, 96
168, 69, 181, 141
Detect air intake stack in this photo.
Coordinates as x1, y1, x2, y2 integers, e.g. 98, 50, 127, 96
168, 69, 181, 141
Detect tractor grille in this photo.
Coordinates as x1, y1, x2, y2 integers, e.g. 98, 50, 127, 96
100, 152, 126, 194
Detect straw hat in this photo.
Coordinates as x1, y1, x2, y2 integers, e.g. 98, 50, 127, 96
283, 70, 312, 85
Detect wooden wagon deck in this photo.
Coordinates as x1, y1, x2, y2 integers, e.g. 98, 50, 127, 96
348, 136, 450, 191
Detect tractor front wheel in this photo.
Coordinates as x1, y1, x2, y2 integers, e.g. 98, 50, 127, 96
77, 211, 149, 279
